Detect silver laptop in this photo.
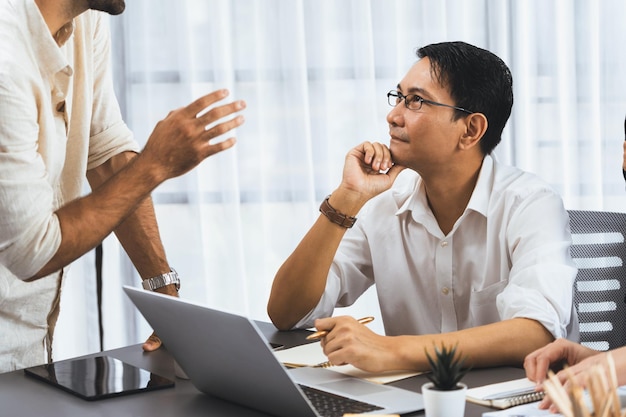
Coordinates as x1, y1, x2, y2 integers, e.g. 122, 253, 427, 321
123, 285, 424, 417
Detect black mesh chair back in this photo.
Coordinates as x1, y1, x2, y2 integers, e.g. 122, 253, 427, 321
569, 210, 626, 351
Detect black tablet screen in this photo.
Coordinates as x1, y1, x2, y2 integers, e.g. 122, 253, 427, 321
24, 355, 174, 401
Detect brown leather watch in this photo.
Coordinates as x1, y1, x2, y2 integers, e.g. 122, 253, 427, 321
319, 195, 357, 228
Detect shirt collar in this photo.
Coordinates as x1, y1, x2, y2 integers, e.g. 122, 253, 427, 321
465, 154, 494, 218
396, 154, 495, 220
24, 0, 73, 79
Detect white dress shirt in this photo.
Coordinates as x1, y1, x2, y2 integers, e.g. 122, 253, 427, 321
296, 155, 578, 341
0, 0, 139, 372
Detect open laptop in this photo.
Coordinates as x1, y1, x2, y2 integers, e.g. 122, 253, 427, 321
123, 285, 424, 417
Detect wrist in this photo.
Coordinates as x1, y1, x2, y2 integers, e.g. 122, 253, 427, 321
328, 188, 368, 216
131, 152, 169, 189
142, 268, 180, 292
320, 195, 358, 228
154, 284, 180, 297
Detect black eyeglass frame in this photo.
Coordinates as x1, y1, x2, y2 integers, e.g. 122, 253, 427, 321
387, 90, 473, 114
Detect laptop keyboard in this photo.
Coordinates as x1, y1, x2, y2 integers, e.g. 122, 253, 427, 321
300, 385, 384, 417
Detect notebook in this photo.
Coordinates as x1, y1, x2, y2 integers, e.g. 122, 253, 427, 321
274, 342, 420, 384
123, 285, 424, 417
466, 377, 545, 409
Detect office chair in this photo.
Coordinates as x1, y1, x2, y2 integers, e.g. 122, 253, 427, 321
568, 210, 626, 351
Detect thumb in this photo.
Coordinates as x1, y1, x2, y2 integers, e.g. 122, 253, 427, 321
386, 164, 407, 182
142, 332, 163, 352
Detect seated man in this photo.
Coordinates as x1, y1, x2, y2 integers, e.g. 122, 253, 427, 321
267, 41, 578, 373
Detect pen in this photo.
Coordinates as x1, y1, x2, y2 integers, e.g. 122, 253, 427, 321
306, 316, 375, 340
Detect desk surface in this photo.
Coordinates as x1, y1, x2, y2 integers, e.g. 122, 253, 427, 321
0, 322, 526, 417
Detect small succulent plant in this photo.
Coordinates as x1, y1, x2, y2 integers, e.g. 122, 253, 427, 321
424, 342, 470, 391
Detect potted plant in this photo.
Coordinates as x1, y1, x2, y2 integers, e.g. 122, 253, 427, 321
421, 342, 471, 417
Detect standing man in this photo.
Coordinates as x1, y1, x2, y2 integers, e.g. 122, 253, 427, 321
268, 41, 577, 373
0, 0, 246, 372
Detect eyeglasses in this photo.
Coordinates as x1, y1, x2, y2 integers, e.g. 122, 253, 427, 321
387, 90, 473, 114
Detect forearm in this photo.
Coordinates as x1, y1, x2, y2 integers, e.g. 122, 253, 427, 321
113, 198, 169, 278
86, 152, 169, 279
268, 215, 346, 329
29, 152, 165, 280
115, 201, 181, 298
393, 318, 554, 372
268, 191, 368, 329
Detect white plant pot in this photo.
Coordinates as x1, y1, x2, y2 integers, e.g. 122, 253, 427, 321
421, 382, 468, 417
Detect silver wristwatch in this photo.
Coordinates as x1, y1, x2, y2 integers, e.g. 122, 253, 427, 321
142, 268, 180, 291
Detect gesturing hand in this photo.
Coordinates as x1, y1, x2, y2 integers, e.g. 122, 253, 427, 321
140, 89, 246, 182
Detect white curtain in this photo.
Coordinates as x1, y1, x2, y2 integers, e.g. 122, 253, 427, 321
53, 0, 626, 360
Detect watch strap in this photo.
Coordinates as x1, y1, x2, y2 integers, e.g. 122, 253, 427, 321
142, 268, 180, 291
319, 195, 357, 228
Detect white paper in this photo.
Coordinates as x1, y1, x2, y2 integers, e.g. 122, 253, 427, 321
466, 377, 537, 400
481, 401, 558, 417
273, 342, 420, 384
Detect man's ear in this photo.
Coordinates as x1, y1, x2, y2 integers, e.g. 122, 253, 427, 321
459, 113, 488, 150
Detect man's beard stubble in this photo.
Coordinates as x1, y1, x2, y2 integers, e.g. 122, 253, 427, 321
88, 0, 125, 15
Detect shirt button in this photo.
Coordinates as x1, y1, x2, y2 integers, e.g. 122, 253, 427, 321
441, 287, 449, 295
440, 241, 448, 247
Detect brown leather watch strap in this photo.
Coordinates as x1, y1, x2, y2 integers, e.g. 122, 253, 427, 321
319, 195, 357, 228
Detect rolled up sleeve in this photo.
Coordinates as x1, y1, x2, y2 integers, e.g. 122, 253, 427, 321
0, 94, 62, 279
496, 189, 577, 339
86, 12, 139, 170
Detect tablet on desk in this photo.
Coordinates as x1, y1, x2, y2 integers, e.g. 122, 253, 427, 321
24, 355, 174, 401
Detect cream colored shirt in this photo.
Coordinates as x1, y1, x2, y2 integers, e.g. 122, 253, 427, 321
0, 0, 139, 372
296, 155, 579, 341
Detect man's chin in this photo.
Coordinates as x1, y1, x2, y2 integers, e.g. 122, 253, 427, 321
389, 147, 408, 168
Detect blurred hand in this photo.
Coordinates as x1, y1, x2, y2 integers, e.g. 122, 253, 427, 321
524, 338, 595, 384
523, 338, 598, 411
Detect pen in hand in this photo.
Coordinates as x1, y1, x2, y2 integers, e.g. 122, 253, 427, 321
306, 316, 375, 340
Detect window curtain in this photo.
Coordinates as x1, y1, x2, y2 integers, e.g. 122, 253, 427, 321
53, 0, 626, 360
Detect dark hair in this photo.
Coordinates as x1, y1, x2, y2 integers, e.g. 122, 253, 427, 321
417, 41, 513, 155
